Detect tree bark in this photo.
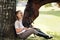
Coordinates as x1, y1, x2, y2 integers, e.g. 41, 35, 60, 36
57, 2, 60, 7
0, 0, 16, 40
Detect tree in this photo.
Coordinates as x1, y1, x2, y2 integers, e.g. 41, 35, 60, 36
45, 3, 52, 8
0, 0, 16, 40
57, 2, 60, 8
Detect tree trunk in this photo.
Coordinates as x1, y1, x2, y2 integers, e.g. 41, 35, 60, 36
57, 2, 60, 7
0, 0, 16, 40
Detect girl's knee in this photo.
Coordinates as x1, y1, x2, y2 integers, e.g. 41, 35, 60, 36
28, 28, 35, 32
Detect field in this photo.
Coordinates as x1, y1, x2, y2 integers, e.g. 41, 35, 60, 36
27, 11, 60, 40
16, 1, 60, 40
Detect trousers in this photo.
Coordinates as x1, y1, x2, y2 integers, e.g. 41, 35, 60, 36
17, 28, 38, 39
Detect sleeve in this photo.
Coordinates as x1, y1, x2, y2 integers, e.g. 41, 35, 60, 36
15, 21, 20, 29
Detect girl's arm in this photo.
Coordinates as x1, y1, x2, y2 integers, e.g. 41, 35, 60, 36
15, 28, 24, 33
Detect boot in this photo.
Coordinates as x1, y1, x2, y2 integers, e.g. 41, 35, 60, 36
34, 28, 53, 39
36, 32, 52, 39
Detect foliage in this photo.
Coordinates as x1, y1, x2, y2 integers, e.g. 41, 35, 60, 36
45, 3, 52, 8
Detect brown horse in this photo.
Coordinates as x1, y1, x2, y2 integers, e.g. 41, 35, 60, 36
22, 0, 60, 28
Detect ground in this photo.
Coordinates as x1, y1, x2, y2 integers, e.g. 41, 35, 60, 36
27, 11, 60, 40
16, 2, 60, 40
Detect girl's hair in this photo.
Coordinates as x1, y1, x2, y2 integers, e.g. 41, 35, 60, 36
15, 10, 22, 15
15, 10, 22, 20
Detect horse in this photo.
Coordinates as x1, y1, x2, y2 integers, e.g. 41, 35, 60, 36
22, 0, 60, 28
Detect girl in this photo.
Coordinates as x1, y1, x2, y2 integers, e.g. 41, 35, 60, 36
15, 10, 52, 39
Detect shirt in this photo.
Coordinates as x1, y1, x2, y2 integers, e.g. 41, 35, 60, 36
15, 19, 26, 34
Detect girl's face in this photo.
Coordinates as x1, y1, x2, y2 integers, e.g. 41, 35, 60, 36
17, 11, 23, 19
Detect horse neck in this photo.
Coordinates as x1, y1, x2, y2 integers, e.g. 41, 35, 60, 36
25, 2, 40, 22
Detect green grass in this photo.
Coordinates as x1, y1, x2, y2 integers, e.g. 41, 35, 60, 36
27, 11, 60, 40
40, 11, 60, 17
27, 31, 60, 40
34, 11, 60, 32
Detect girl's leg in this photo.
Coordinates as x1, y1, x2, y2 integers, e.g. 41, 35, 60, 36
18, 28, 38, 39
33, 28, 53, 39
18, 28, 52, 39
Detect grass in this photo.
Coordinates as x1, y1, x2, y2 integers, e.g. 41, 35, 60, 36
27, 31, 60, 40
40, 11, 60, 17
33, 11, 60, 32
27, 11, 60, 40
